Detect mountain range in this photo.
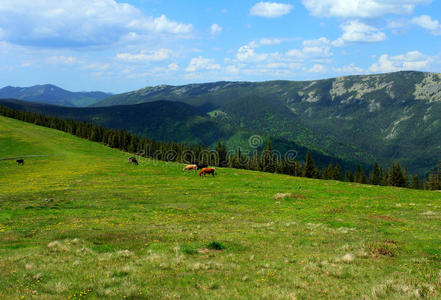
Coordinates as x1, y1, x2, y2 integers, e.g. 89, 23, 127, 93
0, 84, 111, 107
91, 71, 441, 175
2, 71, 441, 175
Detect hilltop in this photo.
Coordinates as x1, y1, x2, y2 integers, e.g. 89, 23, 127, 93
1, 116, 441, 298
0, 84, 111, 107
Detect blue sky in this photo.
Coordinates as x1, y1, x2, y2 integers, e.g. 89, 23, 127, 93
0, 0, 440, 93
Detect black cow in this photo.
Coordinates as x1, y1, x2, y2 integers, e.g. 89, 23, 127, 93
128, 157, 139, 165
16, 159, 24, 165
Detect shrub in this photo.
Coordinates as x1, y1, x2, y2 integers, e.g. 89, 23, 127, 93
207, 241, 225, 250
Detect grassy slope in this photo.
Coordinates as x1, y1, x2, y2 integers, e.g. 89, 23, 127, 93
1, 115, 441, 299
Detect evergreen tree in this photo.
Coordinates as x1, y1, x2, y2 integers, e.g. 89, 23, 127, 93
334, 163, 342, 181
369, 162, 381, 185
215, 140, 228, 167
323, 162, 335, 180
381, 168, 389, 186
261, 140, 275, 173
411, 174, 420, 190
428, 172, 439, 190
303, 152, 319, 178
402, 165, 409, 187
344, 170, 354, 182
294, 162, 303, 177
354, 164, 367, 184
389, 163, 406, 187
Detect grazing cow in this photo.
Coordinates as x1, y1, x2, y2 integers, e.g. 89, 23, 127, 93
196, 163, 208, 170
16, 159, 24, 165
128, 157, 139, 165
199, 167, 216, 177
183, 164, 197, 172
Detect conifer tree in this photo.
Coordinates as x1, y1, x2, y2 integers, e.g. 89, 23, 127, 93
369, 162, 381, 185
389, 163, 406, 187
334, 163, 342, 181
303, 152, 319, 178
261, 140, 275, 173
429, 172, 438, 190
354, 164, 367, 183
402, 165, 409, 187
411, 174, 420, 190
344, 170, 354, 182
215, 140, 228, 167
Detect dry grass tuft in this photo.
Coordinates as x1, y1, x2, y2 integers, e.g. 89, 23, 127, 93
273, 193, 304, 200
116, 250, 134, 258
341, 253, 355, 263
47, 241, 70, 252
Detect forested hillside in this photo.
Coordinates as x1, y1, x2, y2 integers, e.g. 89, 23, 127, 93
93, 71, 441, 175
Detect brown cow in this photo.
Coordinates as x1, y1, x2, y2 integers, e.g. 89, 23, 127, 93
183, 164, 197, 173
199, 167, 216, 177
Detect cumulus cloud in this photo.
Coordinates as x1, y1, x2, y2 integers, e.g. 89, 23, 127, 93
225, 37, 332, 78
129, 15, 192, 35
301, 0, 431, 18
116, 49, 174, 63
236, 43, 274, 63
412, 15, 441, 35
369, 51, 434, 73
168, 63, 179, 71
335, 63, 364, 74
250, 2, 293, 18
186, 56, 221, 72
308, 64, 327, 73
0, 0, 192, 47
332, 20, 387, 46
210, 24, 223, 35
286, 37, 332, 61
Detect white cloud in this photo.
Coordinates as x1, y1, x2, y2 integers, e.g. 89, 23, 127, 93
225, 65, 240, 74
210, 24, 223, 35
236, 44, 273, 62
186, 56, 221, 72
259, 38, 283, 45
168, 63, 180, 71
0, 0, 193, 47
47, 55, 77, 65
129, 15, 192, 35
412, 15, 441, 35
250, 2, 293, 18
116, 49, 174, 63
307, 64, 327, 73
286, 37, 332, 60
335, 63, 364, 74
332, 20, 386, 46
225, 37, 332, 78
301, 0, 431, 18
369, 51, 434, 73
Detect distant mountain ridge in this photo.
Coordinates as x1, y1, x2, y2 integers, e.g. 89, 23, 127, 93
0, 84, 111, 107
3, 71, 441, 174
93, 71, 441, 175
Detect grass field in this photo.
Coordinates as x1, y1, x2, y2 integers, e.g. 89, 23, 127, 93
1, 115, 441, 299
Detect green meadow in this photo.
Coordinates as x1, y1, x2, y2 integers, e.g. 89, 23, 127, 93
1, 115, 441, 299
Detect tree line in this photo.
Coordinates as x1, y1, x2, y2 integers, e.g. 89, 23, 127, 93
1, 104, 439, 190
